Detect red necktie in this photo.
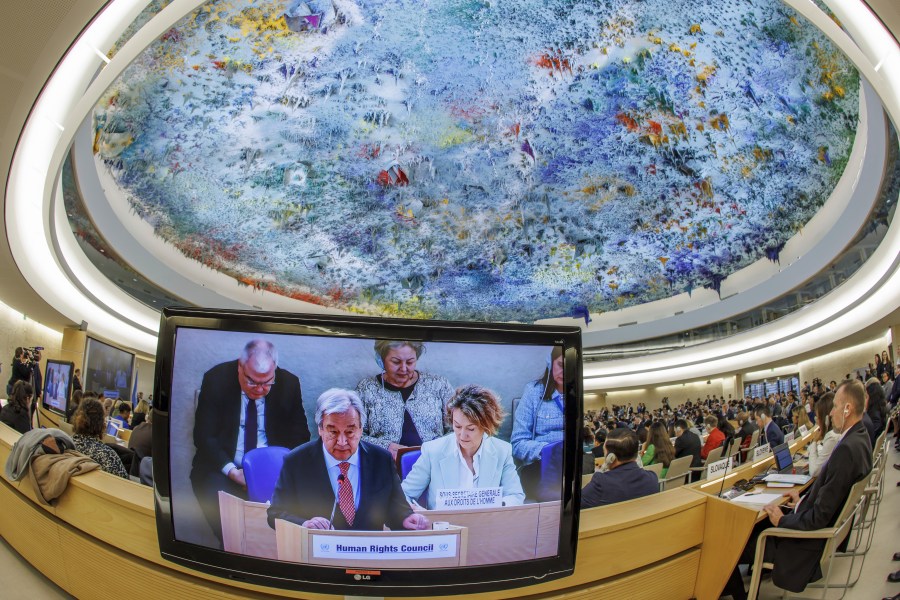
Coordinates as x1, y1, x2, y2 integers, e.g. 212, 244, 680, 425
338, 461, 355, 527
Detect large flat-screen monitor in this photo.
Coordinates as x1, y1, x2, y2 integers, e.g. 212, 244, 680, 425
42, 359, 74, 416
83, 336, 135, 400
153, 307, 582, 596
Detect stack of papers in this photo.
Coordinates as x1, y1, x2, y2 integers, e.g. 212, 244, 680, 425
763, 474, 811, 485
731, 492, 784, 507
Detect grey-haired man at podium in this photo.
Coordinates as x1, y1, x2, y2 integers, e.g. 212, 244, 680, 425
268, 388, 430, 531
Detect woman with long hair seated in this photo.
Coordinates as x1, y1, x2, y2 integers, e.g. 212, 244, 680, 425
641, 421, 676, 477
807, 392, 840, 477
72, 398, 128, 478
0, 381, 33, 434
401, 384, 524, 509
791, 404, 812, 432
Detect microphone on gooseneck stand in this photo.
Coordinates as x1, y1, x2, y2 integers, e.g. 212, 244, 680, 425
328, 473, 345, 530
717, 440, 735, 499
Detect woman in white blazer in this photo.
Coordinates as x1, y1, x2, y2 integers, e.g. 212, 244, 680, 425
401, 384, 525, 509
807, 392, 841, 477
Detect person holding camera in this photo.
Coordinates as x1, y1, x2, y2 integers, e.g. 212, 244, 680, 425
6, 347, 32, 397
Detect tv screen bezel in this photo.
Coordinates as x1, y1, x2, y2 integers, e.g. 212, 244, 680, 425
42, 359, 74, 417
152, 307, 582, 596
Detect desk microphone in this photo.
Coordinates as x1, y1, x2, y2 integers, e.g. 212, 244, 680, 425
717, 441, 735, 499
327, 473, 345, 530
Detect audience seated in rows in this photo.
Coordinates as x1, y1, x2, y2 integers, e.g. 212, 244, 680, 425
724, 379, 873, 600
581, 428, 658, 509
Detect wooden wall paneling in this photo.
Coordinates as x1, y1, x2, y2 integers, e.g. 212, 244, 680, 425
0, 478, 70, 591
690, 493, 759, 600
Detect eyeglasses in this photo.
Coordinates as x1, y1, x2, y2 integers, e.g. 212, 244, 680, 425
241, 367, 275, 389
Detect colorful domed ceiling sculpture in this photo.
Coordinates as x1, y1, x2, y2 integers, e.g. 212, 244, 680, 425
89, 0, 859, 322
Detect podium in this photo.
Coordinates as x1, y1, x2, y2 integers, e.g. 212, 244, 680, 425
275, 519, 468, 568
413, 501, 560, 565
218, 491, 277, 559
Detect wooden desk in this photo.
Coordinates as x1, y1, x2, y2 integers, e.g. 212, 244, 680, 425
0, 408, 780, 600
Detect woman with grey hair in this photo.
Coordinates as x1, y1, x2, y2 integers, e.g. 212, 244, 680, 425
356, 340, 454, 459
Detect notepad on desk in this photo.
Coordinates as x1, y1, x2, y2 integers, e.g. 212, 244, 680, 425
763, 473, 811, 485
731, 492, 784, 507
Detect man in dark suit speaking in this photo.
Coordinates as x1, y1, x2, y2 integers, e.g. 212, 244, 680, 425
191, 339, 310, 544
267, 388, 429, 532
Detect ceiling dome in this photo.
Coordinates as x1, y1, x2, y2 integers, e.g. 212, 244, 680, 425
84, 0, 860, 323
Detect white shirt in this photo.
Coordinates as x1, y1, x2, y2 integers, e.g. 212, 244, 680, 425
221, 392, 267, 476
454, 434, 486, 489
322, 446, 361, 509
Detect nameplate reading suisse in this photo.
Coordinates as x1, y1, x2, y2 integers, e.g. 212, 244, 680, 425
310, 534, 457, 560
798, 425, 809, 436
753, 443, 771, 461
435, 487, 502, 510
784, 432, 795, 443
706, 457, 733, 480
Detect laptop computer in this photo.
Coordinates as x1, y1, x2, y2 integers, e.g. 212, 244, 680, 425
105, 419, 122, 437
763, 442, 811, 484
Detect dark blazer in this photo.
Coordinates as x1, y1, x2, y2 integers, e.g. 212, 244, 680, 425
770, 421, 872, 592
581, 461, 658, 509
267, 440, 412, 531
861, 413, 875, 446
763, 420, 784, 447
191, 359, 310, 486
130, 411, 146, 429
0, 404, 31, 435
674, 430, 702, 468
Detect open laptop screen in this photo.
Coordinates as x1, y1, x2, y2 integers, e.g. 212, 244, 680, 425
772, 442, 793, 474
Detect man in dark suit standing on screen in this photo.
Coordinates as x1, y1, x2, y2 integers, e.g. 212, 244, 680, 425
267, 388, 429, 532
191, 339, 310, 544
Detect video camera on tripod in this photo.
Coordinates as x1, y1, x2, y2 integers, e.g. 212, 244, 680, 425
20, 346, 44, 365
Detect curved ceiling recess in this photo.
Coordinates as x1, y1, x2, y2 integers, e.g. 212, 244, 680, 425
6, 0, 900, 373
86, 0, 861, 326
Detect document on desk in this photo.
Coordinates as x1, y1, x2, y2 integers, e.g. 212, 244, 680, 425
763, 474, 811, 484
731, 492, 783, 507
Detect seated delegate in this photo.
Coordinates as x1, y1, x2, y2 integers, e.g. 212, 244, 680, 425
0, 381, 33, 434
268, 388, 429, 531
401, 384, 524, 509
641, 421, 675, 477
581, 428, 658, 509
510, 346, 565, 497
71, 398, 128, 479
807, 392, 839, 477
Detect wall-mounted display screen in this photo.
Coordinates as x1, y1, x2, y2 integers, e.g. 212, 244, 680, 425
153, 307, 582, 596
42, 359, 74, 416
83, 337, 135, 400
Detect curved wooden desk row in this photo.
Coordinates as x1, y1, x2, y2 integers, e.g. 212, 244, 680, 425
0, 409, 765, 600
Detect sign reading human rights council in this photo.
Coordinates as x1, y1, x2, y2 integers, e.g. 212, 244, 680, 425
435, 487, 502, 510
311, 535, 458, 560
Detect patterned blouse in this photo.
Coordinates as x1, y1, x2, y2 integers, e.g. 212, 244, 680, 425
73, 434, 128, 479
356, 371, 454, 449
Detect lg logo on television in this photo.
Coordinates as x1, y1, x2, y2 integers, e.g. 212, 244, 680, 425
353, 574, 371, 581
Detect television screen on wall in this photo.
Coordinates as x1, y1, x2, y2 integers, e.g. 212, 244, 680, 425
42, 359, 74, 416
153, 307, 582, 596
83, 336, 135, 401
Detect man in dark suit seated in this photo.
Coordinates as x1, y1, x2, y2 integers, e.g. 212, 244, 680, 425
755, 404, 784, 447
673, 418, 702, 477
267, 388, 430, 531
581, 428, 658, 509
724, 379, 873, 600
191, 339, 310, 545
